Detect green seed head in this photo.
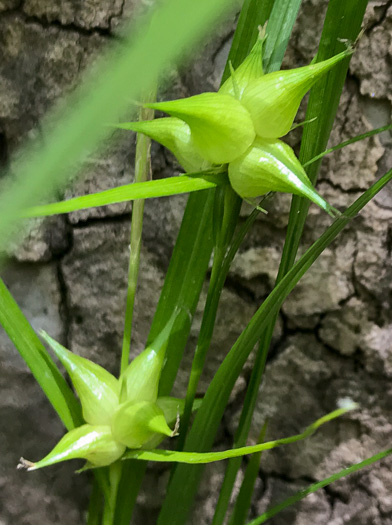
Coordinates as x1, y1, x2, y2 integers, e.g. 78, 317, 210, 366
18, 425, 126, 470
145, 92, 256, 164
228, 137, 339, 217
219, 28, 265, 99
241, 49, 351, 139
20, 315, 188, 471
40, 331, 120, 426
111, 400, 175, 449
116, 117, 207, 173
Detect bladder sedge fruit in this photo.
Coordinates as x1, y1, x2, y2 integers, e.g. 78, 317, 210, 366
118, 35, 351, 217
18, 314, 186, 471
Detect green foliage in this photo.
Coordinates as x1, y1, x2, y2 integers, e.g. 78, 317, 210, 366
249, 446, 392, 524
22, 169, 227, 218
0, 0, 237, 246
0, 279, 82, 430
2, 0, 391, 524
124, 404, 356, 463
214, 1, 370, 522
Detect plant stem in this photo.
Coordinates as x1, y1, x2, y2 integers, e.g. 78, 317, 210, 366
212, 338, 269, 525
176, 187, 240, 447
87, 476, 103, 525
213, 1, 369, 521
102, 462, 122, 525
176, 242, 226, 449
177, 195, 262, 451
112, 87, 156, 525
120, 87, 157, 376
228, 422, 268, 525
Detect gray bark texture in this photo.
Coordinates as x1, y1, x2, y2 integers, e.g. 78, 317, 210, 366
1, 0, 392, 523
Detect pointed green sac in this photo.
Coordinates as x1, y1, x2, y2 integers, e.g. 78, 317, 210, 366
111, 400, 174, 449
119, 308, 179, 404
145, 93, 256, 164
116, 118, 207, 173
219, 39, 264, 100
21, 425, 126, 470
19, 317, 188, 471
40, 331, 120, 426
219, 29, 265, 99
114, 45, 350, 214
241, 48, 351, 139
228, 138, 340, 217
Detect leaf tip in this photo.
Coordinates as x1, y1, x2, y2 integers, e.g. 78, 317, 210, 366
337, 397, 359, 412
17, 457, 36, 471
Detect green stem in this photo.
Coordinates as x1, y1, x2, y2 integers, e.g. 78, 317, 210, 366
125, 405, 355, 463
120, 87, 157, 375
228, 422, 268, 525
176, 242, 226, 450
177, 197, 263, 451
176, 187, 241, 450
212, 336, 269, 525
102, 503, 113, 525
102, 462, 122, 525
112, 88, 156, 525
87, 476, 103, 525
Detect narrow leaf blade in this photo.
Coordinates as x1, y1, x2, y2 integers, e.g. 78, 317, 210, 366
0, 0, 237, 248
124, 406, 353, 463
22, 170, 227, 218
0, 278, 81, 430
157, 168, 392, 524
247, 447, 392, 524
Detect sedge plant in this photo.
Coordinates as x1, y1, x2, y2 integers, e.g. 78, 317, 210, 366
1, 0, 392, 523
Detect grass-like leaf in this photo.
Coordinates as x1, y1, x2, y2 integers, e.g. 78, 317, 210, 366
247, 447, 392, 524
21, 169, 227, 219
113, 191, 216, 524
228, 423, 268, 525
0, 0, 236, 248
221, 0, 274, 82
124, 405, 354, 463
157, 167, 392, 525
262, 0, 302, 72
303, 122, 392, 167
215, 1, 370, 521
0, 278, 82, 430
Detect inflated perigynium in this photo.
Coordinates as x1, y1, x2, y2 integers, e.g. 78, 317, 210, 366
117, 35, 352, 216
116, 117, 207, 173
145, 92, 256, 164
228, 138, 340, 217
240, 49, 350, 139
219, 25, 266, 99
18, 315, 183, 471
